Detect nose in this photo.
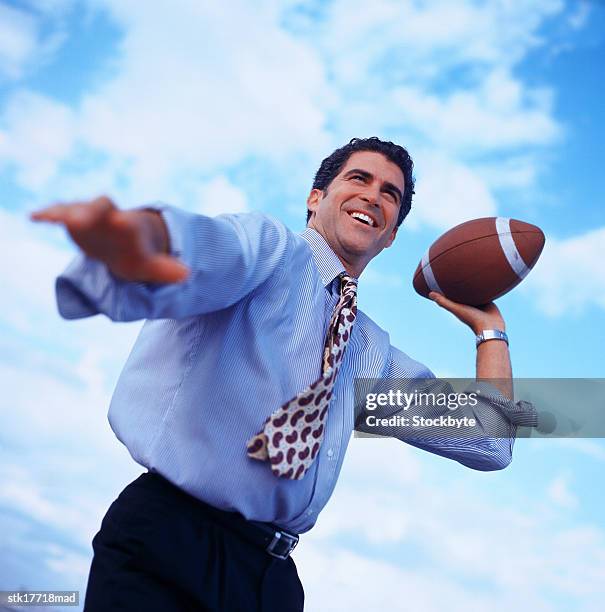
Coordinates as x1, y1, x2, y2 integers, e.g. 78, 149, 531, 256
360, 187, 380, 206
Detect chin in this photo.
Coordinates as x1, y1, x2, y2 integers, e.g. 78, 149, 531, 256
341, 236, 378, 258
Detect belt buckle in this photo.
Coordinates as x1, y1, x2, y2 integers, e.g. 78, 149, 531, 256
266, 530, 299, 560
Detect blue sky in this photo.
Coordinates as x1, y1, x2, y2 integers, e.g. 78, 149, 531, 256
1, 1, 604, 610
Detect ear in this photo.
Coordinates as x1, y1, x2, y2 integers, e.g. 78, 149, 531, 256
384, 225, 399, 249
306, 189, 323, 219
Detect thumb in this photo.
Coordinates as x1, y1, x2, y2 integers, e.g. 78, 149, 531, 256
428, 291, 445, 305
428, 291, 467, 318
135, 254, 190, 284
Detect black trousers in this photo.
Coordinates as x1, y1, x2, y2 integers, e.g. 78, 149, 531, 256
84, 472, 305, 611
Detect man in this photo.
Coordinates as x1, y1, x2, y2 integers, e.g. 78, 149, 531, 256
32, 137, 537, 611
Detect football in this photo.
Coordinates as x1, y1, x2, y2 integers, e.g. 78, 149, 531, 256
413, 217, 545, 306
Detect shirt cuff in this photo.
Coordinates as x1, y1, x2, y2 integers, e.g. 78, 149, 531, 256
55, 255, 122, 319
135, 202, 184, 260
473, 381, 539, 428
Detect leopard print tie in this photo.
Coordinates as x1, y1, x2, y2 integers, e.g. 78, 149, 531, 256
246, 273, 358, 480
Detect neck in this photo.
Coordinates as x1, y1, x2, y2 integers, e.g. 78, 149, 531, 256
306, 223, 367, 278
338, 256, 365, 279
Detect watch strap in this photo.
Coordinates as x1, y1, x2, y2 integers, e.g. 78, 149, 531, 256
475, 329, 508, 347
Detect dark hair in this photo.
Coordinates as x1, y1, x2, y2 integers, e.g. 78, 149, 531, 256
307, 137, 415, 227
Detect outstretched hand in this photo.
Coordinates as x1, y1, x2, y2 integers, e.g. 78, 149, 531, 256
30, 196, 190, 284
428, 291, 506, 334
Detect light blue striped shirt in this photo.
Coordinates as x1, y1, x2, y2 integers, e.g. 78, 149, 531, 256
55, 206, 537, 533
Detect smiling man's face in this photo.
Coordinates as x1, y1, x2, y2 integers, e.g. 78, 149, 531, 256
306, 150, 404, 277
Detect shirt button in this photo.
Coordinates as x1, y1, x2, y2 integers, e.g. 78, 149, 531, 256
307, 509, 313, 516
327, 448, 334, 458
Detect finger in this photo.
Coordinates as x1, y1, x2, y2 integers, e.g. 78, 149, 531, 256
428, 291, 450, 307
30, 204, 89, 230
30, 196, 116, 225
64, 196, 117, 230
30, 204, 71, 223
135, 255, 190, 284
87, 195, 116, 218
429, 291, 471, 318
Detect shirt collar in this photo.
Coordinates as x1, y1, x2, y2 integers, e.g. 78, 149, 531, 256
300, 227, 358, 288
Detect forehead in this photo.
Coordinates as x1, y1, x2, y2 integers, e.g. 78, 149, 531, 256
338, 151, 405, 191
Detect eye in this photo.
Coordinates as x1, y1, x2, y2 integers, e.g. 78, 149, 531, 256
351, 174, 365, 182
384, 191, 398, 204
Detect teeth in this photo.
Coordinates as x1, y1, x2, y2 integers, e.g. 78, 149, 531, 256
350, 212, 375, 227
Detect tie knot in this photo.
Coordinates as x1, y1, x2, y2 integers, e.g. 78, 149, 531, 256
339, 272, 357, 294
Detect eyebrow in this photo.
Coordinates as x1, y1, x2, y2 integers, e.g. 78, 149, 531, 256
343, 169, 403, 205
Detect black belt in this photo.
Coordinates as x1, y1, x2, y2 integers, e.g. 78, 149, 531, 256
147, 472, 299, 560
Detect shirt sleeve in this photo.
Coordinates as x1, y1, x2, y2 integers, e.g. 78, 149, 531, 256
354, 346, 538, 472
55, 205, 292, 321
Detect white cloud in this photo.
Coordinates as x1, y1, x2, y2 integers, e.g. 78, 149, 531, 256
33, 161, 134, 206
0, 90, 77, 190
319, 0, 565, 77
296, 0, 567, 215
0, 0, 572, 226
475, 153, 540, 190
44, 544, 90, 582
550, 439, 605, 462
192, 175, 249, 216
0, 331, 144, 561
523, 226, 605, 316
0, 208, 143, 458
294, 437, 605, 611
0, 208, 149, 522
297, 544, 508, 612
0, 1, 334, 205
0, 206, 73, 334
0, 2, 69, 82
312, 0, 564, 142
568, 1, 591, 30
73, 0, 330, 198
407, 153, 498, 231
547, 471, 579, 509
0, 207, 154, 580
308, 438, 421, 544
0, 3, 38, 79
389, 76, 560, 155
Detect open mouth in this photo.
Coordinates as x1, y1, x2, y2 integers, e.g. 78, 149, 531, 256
347, 211, 376, 227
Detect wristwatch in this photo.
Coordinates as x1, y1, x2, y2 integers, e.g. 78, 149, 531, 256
475, 329, 509, 347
